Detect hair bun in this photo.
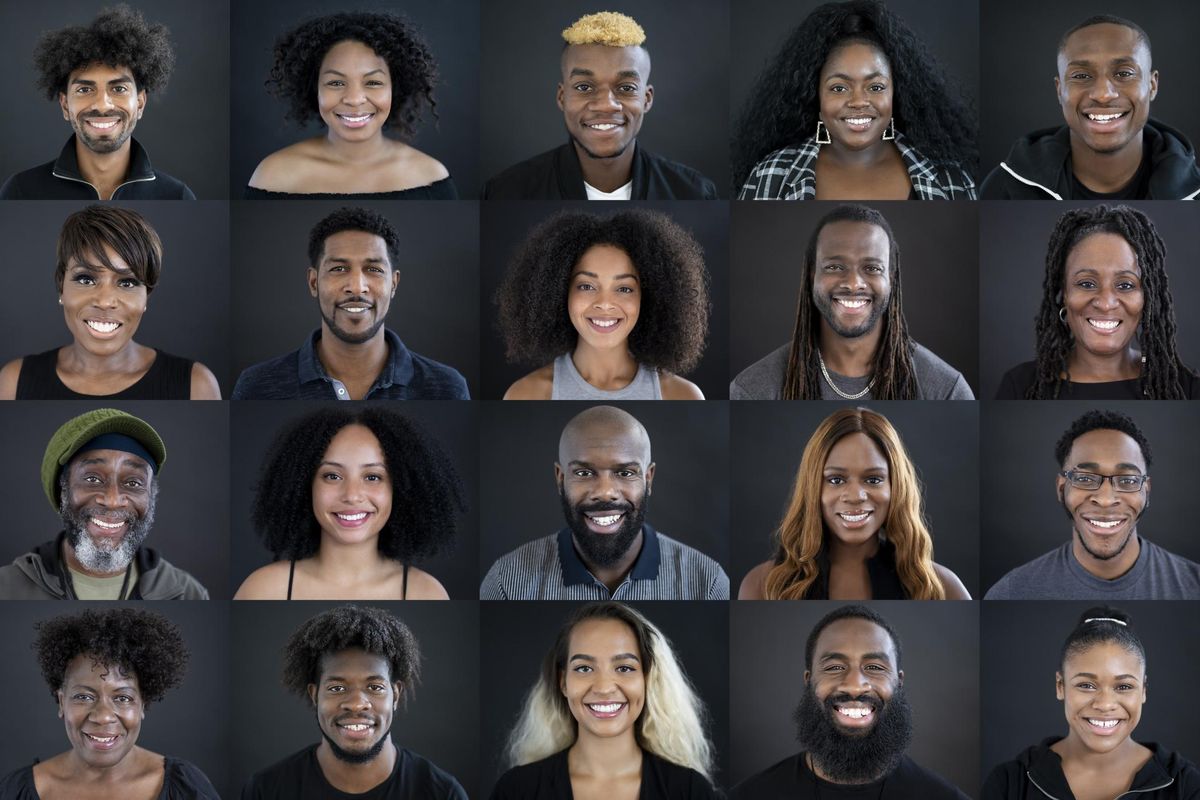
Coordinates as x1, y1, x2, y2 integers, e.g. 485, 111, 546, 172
1077, 606, 1132, 628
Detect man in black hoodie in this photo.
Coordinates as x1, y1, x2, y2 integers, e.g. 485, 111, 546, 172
981, 15, 1200, 200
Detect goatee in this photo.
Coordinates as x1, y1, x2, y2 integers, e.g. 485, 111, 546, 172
559, 490, 647, 567
793, 683, 912, 784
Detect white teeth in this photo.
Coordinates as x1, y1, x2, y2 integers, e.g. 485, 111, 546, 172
588, 703, 622, 713
836, 298, 869, 309
85, 733, 117, 742
588, 123, 619, 130
1088, 718, 1119, 728
337, 512, 367, 521
1087, 113, 1124, 122
340, 723, 372, 731
341, 306, 370, 314
837, 707, 871, 719
590, 514, 622, 526
1088, 319, 1120, 330
86, 320, 120, 333
338, 114, 372, 122
1088, 519, 1121, 529
91, 518, 124, 529
845, 117, 872, 125
591, 318, 619, 327
87, 120, 118, 129
838, 511, 869, 523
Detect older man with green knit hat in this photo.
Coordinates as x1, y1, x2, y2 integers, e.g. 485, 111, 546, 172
0, 408, 208, 599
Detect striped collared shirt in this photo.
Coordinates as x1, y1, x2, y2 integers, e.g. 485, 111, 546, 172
480, 525, 729, 600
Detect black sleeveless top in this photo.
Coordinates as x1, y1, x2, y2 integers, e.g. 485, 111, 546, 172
804, 538, 910, 600
287, 559, 410, 599
14, 348, 193, 400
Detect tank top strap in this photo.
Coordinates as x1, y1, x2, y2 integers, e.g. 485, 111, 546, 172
287, 559, 296, 600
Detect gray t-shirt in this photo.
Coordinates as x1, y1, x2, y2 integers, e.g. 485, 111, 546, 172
729, 341, 974, 400
985, 538, 1200, 600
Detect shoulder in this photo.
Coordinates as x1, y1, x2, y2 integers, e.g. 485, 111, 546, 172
996, 361, 1036, 399
654, 531, 728, 592
483, 147, 562, 199
491, 752, 563, 795
892, 755, 970, 798
248, 143, 317, 191
0, 160, 56, 198
148, 169, 195, 199
481, 534, 560, 599
405, 348, 469, 398
983, 547, 1064, 600
504, 365, 554, 400
233, 351, 301, 399
1141, 539, 1200, 576
391, 143, 450, 186
910, 341, 973, 399
163, 757, 220, 797
234, 562, 290, 600
393, 747, 467, 796
642, 751, 715, 793
243, 745, 315, 794
142, 555, 209, 600
932, 562, 971, 600
729, 752, 805, 798
405, 566, 450, 600
659, 371, 703, 400
738, 561, 772, 600
0, 357, 24, 400
730, 343, 791, 400
638, 147, 718, 198
0, 763, 35, 796
189, 361, 221, 400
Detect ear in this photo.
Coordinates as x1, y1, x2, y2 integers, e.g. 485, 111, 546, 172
643, 83, 654, 113
556, 83, 565, 112
307, 267, 319, 298
1142, 674, 1148, 702
554, 462, 564, 490
56, 688, 64, 718
1148, 70, 1159, 101
803, 669, 810, 685
136, 89, 147, 119
644, 462, 656, 495
392, 681, 403, 709
897, 669, 904, 686
1054, 75, 1063, 103
390, 269, 399, 297
307, 683, 318, 706
1056, 473, 1066, 503
1055, 671, 1064, 700
60, 92, 70, 121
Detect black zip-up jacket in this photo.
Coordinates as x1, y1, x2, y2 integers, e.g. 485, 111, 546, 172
0, 135, 195, 199
983, 738, 1200, 799
980, 119, 1200, 200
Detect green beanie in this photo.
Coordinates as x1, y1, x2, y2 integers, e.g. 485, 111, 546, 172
41, 408, 167, 511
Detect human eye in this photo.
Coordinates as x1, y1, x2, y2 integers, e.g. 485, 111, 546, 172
325, 79, 345, 88
618, 83, 639, 93
864, 663, 886, 672
72, 692, 95, 702
112, 85, 129, 94
574, 281, 595, 291
326, 684, 345, 693
615, 469, 638, 478
572, 664, 593, 673
573, 469, 595, 478
868, 83, 887, 92
366, 79, 386, 87
117, 276, 141, 289
1074, 681, 1096, 691
823, 664, 845, 673
123, 477, 145, 489
616, 285, 636, 293
368, 683, 388, 692
615, 664, 638, 673
1069, 71, 1091, 81
71, 273, 97, 286
1070, 472, 1101, 489
1075, 278, 1098, 290
321, 471, 343, 482
573, 82, 593, 92
1115, 68, 1137, 79
825, 475, 845, 485
1114, 475, 1142, 489
865, 475, 885, 485
364, 472, 388, 483
1116, 279, 1139, 291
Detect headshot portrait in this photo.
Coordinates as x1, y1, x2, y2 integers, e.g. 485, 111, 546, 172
729, 602, 978, 797
0, 401, 228, 599
479, 402, 729, 600
0, 603, 228, 797
0, 202, 228, 400
233, 602, 476, 798
980, 0, 1200, 199
981, 202, 1200, 400
729, 202, 977, 399
230, 201, 476, 399
481, 600, 729, 796
982, 601, 1200, 798
481, 201, 728, 400
732, 403, 977, 600
232, 0, 478, 198
479, 0, 727, 199
982, 402, 1200, 600
0, 1, 229, 199
731, 0, 979, 200
230, 400, 478, 601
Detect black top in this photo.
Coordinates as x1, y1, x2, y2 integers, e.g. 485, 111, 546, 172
243, 176, 458, 200
0, 136, 195, 200
995, 360, 1200, 400
0, 756, 220, 799
802, 538, 909, 600
14, 347, 194, 400
482, 141, 718, 200
241, 743, 466, 800
729, 753, 969, 800
1069, 146, 1152, 200
490, 748, 716, 800
286, 560, 409, 600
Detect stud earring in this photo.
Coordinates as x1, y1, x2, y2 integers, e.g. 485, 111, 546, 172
58, 298, 63, 306
882, 117, 896, 141
815, 119, 831, 145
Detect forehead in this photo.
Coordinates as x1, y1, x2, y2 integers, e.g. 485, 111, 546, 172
1063, 640, 1145, 676
320, 39, 389, 73
825, 432, 888, 470
560, 420, 649, 465
69, 448, 151, 474
1065, 232, 1138, 274
568, 618, 640, 657
320, 230, 391, 265
571, 244, 638, 278
68, 62, 135, 83
318, 648, 392, 681
813, 618, 896, 664
322, 424, 386, 460
1065, 428, 1145, 470
562, 44, 650, 79
63, 653, 138, 687
69, 245, 135, 273
1059, 23, 1150, 68
815, 221, 890, 263
820, 41, 891, 78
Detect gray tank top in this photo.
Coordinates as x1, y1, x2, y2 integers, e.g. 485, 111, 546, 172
550, 353, 662, 399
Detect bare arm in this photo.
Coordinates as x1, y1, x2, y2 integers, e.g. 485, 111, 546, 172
934, 562, 972, 600
738, 561, 772, 600
189, 362, 222, 400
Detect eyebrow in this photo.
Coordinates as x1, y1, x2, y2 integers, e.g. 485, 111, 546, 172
1073, 461, 1143, 471
823, 465, 887, 472
818, 254, 885, 263
818, 651, 892, 664
568, 460, 641, 470
573, 270, 639, 281
1069, 267, 1140, 276
68, 681, 138, 692
826, 71, 886, 81
1065, 57, 1140, 68
569, 653, 641, 663
325, 256, 387, 263
1071, 671, 1140, 681
73, 261, 136, 275
321, 68, 387, 77
323, 674, 390, 682
319, 460, 388, 469
71, 75, 135, 86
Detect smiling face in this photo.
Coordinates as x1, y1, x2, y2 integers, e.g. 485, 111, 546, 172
560, 618, 646, 743
818, 42, 894, 150
308, 229, 398, 345
60, 246, 148, 356
568, 244, 641, 353
59, 62, 145, 155
1057, 641, 1145, 754
805, 617, 901, 736
1058, 428, 1149, 564
1056, 23, 1157, 157
309, 648, 399, 764
821, 432, 891, 548
1063, 232, 1143, 360
811, 220, 892, 340
61, 449, 156, 575
318, 39, 392, 142
311, 424, 392, 547
58, 655, 143, 768
558, 44, 653, 160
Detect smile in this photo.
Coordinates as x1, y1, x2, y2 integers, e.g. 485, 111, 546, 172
589, 318, 619, 328
1086, 718, 1120, 728
91, 517, 125, 530
338, 723, 373, 731
835, 297, 870, 309
85, 320, 122, 334
1086, 112, 1127, 122
83, 732, 118, 743
336, 113, 374, 128
586, 702, 626, 718
586, 122, 623, 131
836, 706, 873, 720
844, 117, 873, 125
588, 513, 623, 526
1087, 318, 1121, 331
336, 512, 367, 522
837, 511, 871, 523
84, 119, 120, 130
338, 304, 372, 314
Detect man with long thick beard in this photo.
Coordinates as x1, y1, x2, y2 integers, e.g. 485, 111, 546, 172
481, 405, 728, 599
732, 605, 968, 798
0, 407, 206, 599
242, 606, 466, 798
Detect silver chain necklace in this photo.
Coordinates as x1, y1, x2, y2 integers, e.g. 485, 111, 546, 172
818, 350, 873, 400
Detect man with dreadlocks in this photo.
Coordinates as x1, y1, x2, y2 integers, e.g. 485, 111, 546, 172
997, 205, 1199, 399
730, 204, 972, 400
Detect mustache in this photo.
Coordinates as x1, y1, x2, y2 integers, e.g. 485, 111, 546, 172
79, 506, 138, 525
826, 692, 883, 712
80, 110, 128, 119
576, 501, 632, 515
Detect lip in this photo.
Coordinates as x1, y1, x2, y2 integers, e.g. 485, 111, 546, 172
1085, 317, 1123, 335
584, 701, 627, 719
1081, 109, 1130, 132
833, 295, 872, 315
335, 719, 377, 740
586, 316, 623, 334
582, 119, 625, 135
83, 116, 122, 132
1080, 515, 1128, 537
583, 510, 626, 534
1083, 717, 1124, 736
83, 318, 124, 339
82, 730, 122, 750
87, 516, 128, 539
841, 115, 877, 133
832, 702, 876, 729
335, 112, 375, 129
835, 509, 874, 529
337, 302, 373, 315
333, 511, 372, 529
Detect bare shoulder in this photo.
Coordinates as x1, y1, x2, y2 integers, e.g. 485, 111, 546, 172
189, 361, 222, 400
0, 357, 24, 400
933, 562, 971, 600
738, 561, 772, 600
503, 365, 553, 400
233, 561, 291, 600
404, 566, 449, 600
393, 143, 450, 185
247, 140, 321, 191
659, 371, 704, 400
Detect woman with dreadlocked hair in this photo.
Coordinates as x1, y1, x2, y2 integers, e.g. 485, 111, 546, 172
997, 205, 1200, 399
734, 0, 977, 200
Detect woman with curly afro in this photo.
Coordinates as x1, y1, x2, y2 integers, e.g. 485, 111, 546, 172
234, 407, 466, 600
498, 209, 710, 400
734, 0, 977, 200
0, 608, 219, 798
247, 11, 455, 198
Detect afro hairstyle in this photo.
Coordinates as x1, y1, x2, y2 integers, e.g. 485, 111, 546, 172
307, 206, 401, 270
1054, 409, 1153, 469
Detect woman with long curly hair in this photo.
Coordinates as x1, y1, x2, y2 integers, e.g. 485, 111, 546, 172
498, 209, 709, 400
246, 11, 455, 198
996, 205, 1199, 399
733, 0, 977, 200
491, 602, 717, 799
739, 407, 969, 600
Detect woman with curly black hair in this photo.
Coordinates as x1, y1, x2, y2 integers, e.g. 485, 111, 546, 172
234, 407, 466, 600
996, 205, 1200, 399
498, 209, 709, 400
733, 0, 977, 200
0, 608, 219, 799
246, 11, 455, 198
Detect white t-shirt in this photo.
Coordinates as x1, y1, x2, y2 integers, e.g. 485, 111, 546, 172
584, 180, 633, 200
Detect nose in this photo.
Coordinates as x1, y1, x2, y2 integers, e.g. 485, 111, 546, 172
1092, 286, 1119, 310
96, 480, 129, 509
844, 482, 869, 503
592, 287, 617, 310
590, 89, 622, 111
341, 476, 366, 503
837, 667, 873, 695
1091, 688, 1119, 711
843, 268, 868, 291
1089, 477, 1120, 505
591, 472, 622, 503
340, 688, 372, 711
1089, 77, 1119, 102
88, 696, 118, 723
93, 281, 119, 308
847, 86, 871, 107
345, 268, 370, 294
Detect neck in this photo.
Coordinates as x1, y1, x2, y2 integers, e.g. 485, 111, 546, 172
570, 344, 639, 388
74, 138, 133, 199
1072, 530, 1141, 581
826, 532, 880, 564
1054, 731, 1141, 768
1069, 132, 1145, 194
1066, 346, 1142, 382
316, 737, 396, 794
62, 340, 146, 374
65, 746, 143, 783
569, 729, 642, 776
574, 140, 635, 192
317, 325, 389, 381
322, 130, 391, 162
575, 527, 643, 592
820, 138, 897, 169
818, 322, 882, 377
63, 538, 127, 579
311, 537, 390, 583
808, 751, 884, 785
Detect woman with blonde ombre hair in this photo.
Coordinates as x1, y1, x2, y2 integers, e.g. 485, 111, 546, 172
490, 602, 718, 799
739, 407, 970, 600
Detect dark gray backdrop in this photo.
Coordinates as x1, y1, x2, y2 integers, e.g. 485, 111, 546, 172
229, 601, 479, 795
0, 601, 230, 796
479, 0, 730, 197
980, 401, 1200, 593
982, 600, 1200, 786
479, 601, 730, 794
230, 0, 480, 197
0, 0, 230, 199
730, 201, 980, 394
480, 201, 729, 400
730, 601, 980, 796
0, 201, 232, 396
229, 200, 479, 397
730, 400, 980, 598
478, 401, 730, 582
979, 201, 1200, 399
0, 400, 229, 597
980, 0, 1200, 175
229, 401, 479, 600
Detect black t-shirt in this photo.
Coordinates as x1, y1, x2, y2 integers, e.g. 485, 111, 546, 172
490, 748, 716, 799
996, 360, 1200, 400
1068, 147, 1152, 200
241, 744, 466, 800
0, 756, 219, 799
729, 753, 969, 800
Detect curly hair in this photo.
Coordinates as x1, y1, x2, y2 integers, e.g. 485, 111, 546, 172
55, 205, 163, 294
731, 0, 977, 190
34, 4, 174, 99
267, 11, 438, 139
1028, 205, 1193, 399
562, 12, 646, 46
282, 605, 420, 702
804, 604, 903, 670
765, 408, 945, 600
1055, 409, 1153, 469
34, 608, 187, 705
1060, 605, 1146, 673
496, 209, 710, 374
781, 204, 917, 399
505, 602, 714, 781
308, 206, 400, 269
252, 407, 465, 564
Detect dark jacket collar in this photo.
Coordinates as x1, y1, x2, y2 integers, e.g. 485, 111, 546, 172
556, 522, 661, 586
297, 328, 415, 389
554, 140, 647, 200
52, 135, 157, 185
37, 531, 162, 600
1024, 737, 1175, 797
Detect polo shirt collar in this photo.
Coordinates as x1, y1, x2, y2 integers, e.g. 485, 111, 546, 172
297, 327, 415, 388
52, 135, 156, 183
556, 522, 661, 586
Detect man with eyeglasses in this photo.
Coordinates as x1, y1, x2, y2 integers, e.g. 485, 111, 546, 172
986, 409, 1200, 599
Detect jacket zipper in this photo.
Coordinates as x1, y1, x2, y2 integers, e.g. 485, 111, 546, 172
1027, 770, 1174, 799
51, 171, 155, 199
